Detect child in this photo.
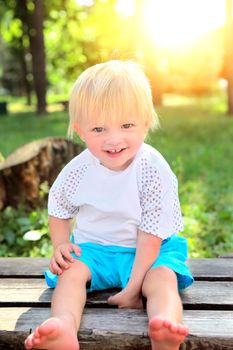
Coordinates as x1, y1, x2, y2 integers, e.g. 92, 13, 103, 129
25, 60, 193, 350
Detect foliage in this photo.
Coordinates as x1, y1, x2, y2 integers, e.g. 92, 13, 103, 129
0, 0, 128, 98
0, 205, 51, 257
0, 0, 226, 101
0, 181, 51, 257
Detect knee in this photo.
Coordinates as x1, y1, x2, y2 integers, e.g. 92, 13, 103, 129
149, 266, 177, 281
60, 260, 91, 284
142, 266, 178, 295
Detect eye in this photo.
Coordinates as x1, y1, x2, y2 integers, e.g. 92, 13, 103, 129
92, 127, 105, 133
122, 123, 134, 129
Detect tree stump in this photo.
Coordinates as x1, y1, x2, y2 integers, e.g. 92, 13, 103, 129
0, 137, 84, 210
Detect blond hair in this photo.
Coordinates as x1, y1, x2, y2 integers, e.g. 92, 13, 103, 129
68, 60, 159, 137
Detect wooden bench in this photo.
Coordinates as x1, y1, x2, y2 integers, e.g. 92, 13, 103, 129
0, 257, 233, 349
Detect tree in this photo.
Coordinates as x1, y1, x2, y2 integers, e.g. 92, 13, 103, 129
21, 0, 47, 114
0, 0, 47, 113
225, 0, 233, 115
0, 1, 33, 103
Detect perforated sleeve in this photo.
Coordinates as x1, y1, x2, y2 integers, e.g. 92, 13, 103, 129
48, 163, 88, 219
138, 158, 183, 239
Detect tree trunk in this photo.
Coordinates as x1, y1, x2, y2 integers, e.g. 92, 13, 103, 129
0, 138, 84, 210
225, 0, 233, 115
17, 0, 47, 113
28, 0, 47, 114
19, 38, 32, 106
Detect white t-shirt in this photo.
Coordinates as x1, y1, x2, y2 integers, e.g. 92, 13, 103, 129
48, 143, 183, 248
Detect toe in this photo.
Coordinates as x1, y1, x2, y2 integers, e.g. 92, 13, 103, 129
163, 319, 172, 329
180, 325, 189, 336
107, 296, 115, 304
24, 337, 32, 349
38, 318, 59, 337
149, 317, 164, 331
170, 323, 179, 333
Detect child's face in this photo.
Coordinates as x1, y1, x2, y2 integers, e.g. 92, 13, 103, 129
74, 119, 148, 171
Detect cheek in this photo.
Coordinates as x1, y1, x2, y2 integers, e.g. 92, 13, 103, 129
85, 138, 102, 153
129, 133, 145, 145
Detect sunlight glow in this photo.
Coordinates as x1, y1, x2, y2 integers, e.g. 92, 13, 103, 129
116, 0, 134, 17
76, 0, 94, 6
117, 0, 225, 48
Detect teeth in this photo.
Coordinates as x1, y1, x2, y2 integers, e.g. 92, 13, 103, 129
109, 149, 121, 153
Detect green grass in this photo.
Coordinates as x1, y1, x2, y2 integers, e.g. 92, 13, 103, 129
151, 93, 233, 257
0, 111, 69, 158
0, 92, 233, 257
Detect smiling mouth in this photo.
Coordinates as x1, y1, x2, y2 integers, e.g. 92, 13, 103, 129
106, 148, 126, 155
108, 149, 123, 153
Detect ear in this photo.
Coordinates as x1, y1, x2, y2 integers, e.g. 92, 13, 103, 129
143, 122, 150, 137
73, 123, 85, 141
144, 121, 150, 129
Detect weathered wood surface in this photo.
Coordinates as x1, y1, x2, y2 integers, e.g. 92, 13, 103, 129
219, 253, 233, 258
0, 258, 49, 277
0, 137, 84, 210
1, 257, 233, 280
0, 279, 233, 309
1, 308, 233, 349
0, 257, 233, 349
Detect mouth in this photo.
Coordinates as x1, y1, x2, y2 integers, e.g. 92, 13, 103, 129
105, 148, 126, 157
108, 148, 123, 153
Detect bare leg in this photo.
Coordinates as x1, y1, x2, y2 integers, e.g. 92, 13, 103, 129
25, 260, 91, 350
142, 266, 189, 350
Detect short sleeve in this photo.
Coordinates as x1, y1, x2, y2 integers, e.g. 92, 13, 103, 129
48, 164, 88, 219
138, 158, 183, 239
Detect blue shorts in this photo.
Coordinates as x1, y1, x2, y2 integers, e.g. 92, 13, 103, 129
45, 234, 193, 292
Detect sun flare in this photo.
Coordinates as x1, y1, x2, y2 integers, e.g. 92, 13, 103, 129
117, 0, 225, 48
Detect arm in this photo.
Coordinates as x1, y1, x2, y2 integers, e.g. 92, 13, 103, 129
124, 229, 162, 295
49, 216, 81, 275
108, 230, 162, 308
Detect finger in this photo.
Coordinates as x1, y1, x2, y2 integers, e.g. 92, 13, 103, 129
54, 251, 69, 270
49, 257, 63, 275
60, 246, 75, 263
50, 257, 63, 275
71, 244, 81, 257
61, 244, 81, 263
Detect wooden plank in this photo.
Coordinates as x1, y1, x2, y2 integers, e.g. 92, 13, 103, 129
0, 279, 52, 306
1, 279, 233, 309
0, 308, 233, 349
1, 257, 233, 280
219, 253, 233, 258
187, 258, 233, 280
0, 258, 48, 277
180, 281, 233, 309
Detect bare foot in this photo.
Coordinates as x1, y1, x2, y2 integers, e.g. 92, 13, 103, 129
108, 289, 143, 309
24, 316, 79, 350
149, 317, 189, 350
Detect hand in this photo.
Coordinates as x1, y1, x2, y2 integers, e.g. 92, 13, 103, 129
108, 287, 143, 309
49, 242, 81, 275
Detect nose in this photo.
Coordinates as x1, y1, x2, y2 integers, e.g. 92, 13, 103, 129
105, 130, 123, 148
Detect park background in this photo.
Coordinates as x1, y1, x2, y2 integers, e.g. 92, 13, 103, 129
0, 0, 233, 258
